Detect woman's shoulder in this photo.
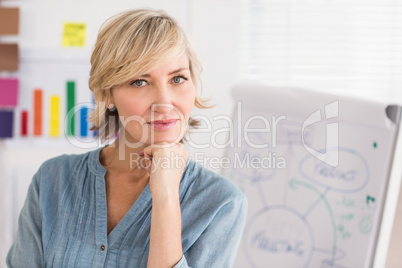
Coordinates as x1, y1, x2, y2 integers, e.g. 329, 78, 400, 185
38, 149, 94, 174
33, 147, 102, 187
184, 158, 246, 204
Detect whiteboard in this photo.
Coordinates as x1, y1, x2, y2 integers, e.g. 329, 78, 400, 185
223, 83, 401, 268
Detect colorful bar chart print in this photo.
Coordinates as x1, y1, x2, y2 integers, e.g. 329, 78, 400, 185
80, 106, 88, 137
66, 81, 75, 136
49, 95, 60, 137
0, 110, 13, 138
0, 84, 96, 139
33, 89, 42, 136
21, 110, 28, 136
0, 78, 18, 107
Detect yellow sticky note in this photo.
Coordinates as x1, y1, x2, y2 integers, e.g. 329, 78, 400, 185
49, 95, 60, 137
62, 23, 86, 47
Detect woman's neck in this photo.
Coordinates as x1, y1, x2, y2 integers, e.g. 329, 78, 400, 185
100, 136, 149, 183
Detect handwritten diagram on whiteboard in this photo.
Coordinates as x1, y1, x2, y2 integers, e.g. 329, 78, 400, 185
224, 85, 399, 268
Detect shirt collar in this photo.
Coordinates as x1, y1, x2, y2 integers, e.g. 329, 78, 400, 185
88, 144, 198, 200
88, 145, 108, 176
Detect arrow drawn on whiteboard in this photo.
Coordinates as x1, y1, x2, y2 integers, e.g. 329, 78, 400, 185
314, 246, 346, 261
303, 187, 331, 219
321, 260, 349, 268
289, 179, 338, 268
315, 246, 349, 267
256, 179, 268, 208
282, 144, 295, 206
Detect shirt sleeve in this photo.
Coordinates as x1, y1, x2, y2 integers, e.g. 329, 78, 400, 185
174, 194, 248, 268
6, 170, 43, 268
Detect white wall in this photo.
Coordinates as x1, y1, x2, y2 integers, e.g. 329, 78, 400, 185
0, 0, 190, 49
186, 0, 241, 170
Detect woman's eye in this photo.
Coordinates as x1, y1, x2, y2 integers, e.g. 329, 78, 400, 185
130, 80, 147, 87
172, 76, 187, 84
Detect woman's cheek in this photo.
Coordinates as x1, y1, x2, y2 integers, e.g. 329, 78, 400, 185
182, 87, 196, 107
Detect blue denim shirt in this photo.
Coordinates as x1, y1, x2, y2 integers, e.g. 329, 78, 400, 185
6, 146, 248, 267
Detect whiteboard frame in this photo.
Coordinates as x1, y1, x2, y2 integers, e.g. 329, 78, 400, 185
373, 106, 402, 268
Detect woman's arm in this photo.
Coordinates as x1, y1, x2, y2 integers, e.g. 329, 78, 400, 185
6, 170, 43, 267
143, 143, 187, 268
147, 190, 183, 268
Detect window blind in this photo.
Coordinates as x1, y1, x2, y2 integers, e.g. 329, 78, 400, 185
239, 0, 402, 104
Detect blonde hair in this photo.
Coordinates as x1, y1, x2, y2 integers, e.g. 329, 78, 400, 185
88, 8, 215, 142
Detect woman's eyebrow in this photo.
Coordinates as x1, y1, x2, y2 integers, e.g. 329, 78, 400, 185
168, 67, 189, 75
140, 67, 190, 78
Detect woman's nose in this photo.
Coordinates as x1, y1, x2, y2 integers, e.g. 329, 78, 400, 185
150, 84, 174, 114
151, 103, 174, 114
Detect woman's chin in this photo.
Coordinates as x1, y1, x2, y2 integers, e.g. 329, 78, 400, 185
147, 135, 183, 144
146, 129, 184, 144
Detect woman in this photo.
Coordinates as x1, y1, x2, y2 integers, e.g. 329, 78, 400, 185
7, 8, 248, 268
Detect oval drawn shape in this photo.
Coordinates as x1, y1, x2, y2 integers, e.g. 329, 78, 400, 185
299, 148, 369, 193
244, 206, 315, 268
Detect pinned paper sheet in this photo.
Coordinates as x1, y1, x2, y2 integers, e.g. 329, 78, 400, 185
0, 8, 19, 35
21, 110, 28, 136
0, 110, 13, 138
62, 23, 86, 47
33, 89, 42, 136
0, 78, 18, 107
80, 106, 88, 137
66, 81, 75, 136
0, 44, 18, 71
49, 95, 60, 137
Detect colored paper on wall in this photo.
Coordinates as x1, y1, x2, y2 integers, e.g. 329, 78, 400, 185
33, 89, 42, 136
66, 81, 75, 136
62, 23, 86, 47
0, 110, 13, 138
80, 106, 88, 137
21, 110, 28, 136
0, 8, 19, 35
49, 95, 60, 137
0, 78, 18, 107
0, 44, 18, 71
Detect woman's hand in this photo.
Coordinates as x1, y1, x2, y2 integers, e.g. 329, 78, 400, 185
140, 142, 188, 200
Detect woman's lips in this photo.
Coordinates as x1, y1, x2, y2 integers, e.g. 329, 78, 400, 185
148, 119, 178, 124
147, 119, 178, 130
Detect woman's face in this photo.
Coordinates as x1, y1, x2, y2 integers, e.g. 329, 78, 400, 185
111, 53, 196, 146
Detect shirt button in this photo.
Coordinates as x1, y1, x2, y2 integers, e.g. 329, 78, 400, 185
100, 245, 106, 252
